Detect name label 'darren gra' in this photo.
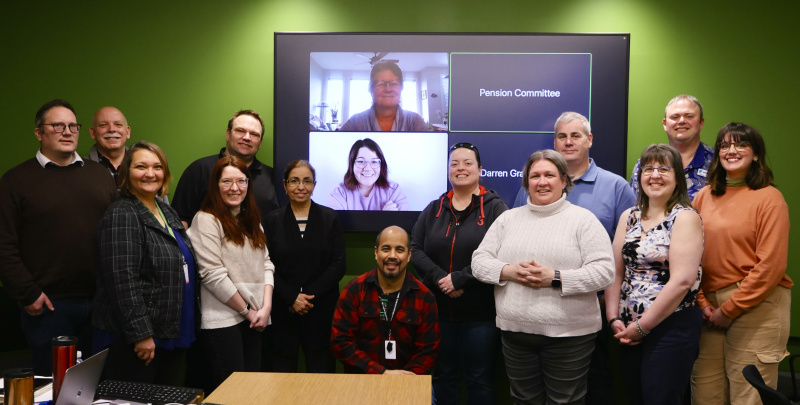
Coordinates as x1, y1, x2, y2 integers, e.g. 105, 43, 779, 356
481, 169, 525, 178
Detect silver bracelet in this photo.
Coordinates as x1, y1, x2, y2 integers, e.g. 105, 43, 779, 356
635, 318, 649, 337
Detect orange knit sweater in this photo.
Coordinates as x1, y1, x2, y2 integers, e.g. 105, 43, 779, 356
694, 185, 792, 319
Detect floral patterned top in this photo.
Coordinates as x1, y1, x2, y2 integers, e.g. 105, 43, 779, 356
619, 204, 702, 324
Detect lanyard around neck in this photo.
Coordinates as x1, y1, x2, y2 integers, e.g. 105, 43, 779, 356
381, 291, 401, 341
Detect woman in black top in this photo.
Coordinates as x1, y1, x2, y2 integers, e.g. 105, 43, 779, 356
264, 160, 346, 372
411, 143, 507, 405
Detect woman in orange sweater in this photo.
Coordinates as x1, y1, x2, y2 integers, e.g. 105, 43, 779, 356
691, 122, 792, 405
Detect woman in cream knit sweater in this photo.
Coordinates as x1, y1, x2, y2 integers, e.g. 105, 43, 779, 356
473, 149, 614, 404
188, 156, 274, 393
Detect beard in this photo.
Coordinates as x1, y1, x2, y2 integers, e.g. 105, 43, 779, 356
379, 259, 404, 279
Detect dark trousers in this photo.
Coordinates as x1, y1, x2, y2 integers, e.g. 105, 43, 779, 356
502, 331, 596, 405
102, 337, 185, 386
200, 321, 262, 393
269, 296, 336, 373
434, 320, 499, 405
586, 299, 618, 405
619, 306, 702, 405
20, 298, 92, 376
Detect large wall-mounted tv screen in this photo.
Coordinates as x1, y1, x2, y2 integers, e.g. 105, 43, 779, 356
274, 33, 630, 232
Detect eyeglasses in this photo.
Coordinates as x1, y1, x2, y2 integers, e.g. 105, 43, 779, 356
220, 178, 249, 189
719, 141, 751, 151
232, 127, 262, 139
373, 80, 401, 89
44, 123, 81, 133
286, 178, 316, 187
642, 165, 672, 176
355, 159, 381, 169
449, 142, 479, 154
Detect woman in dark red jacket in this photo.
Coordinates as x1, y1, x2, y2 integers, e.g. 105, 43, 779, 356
411, 142, 507, 405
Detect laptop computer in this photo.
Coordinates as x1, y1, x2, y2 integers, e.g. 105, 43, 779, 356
55, 349, 108, 405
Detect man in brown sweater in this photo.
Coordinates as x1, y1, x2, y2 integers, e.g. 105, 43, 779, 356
0, 99, 117, 375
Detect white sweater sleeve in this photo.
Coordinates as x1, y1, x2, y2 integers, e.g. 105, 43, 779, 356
188, 212, 238, 304
560, 212, 615, 296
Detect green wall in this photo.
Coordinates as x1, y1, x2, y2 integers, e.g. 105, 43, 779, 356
2, 1, 798, 335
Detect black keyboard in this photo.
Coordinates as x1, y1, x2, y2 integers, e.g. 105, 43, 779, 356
95, 379, 203, 405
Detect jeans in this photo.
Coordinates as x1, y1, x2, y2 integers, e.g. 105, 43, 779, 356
20, 298, 93, 375
433, 320, 500, 405
619, 306, 702, 405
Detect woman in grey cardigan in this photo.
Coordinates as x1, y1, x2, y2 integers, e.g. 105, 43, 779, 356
188, 155, 274, 393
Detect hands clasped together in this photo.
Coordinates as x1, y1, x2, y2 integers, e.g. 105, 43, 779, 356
501, 259, 556, 288
291, 293, 315, 316
438, 274, 463, 298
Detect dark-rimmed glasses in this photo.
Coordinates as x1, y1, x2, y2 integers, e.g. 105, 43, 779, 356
719, 141, 751, 151
44, 123, 81, 133
373, 80, 401, 89
286, 178, 316, 187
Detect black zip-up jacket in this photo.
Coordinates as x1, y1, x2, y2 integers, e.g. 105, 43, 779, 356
410, 187, 507, 322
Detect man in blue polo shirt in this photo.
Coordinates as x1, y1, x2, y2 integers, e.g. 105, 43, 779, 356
512, 111, 635, 239
512, 111, 635, 404
628, 94, 713, 201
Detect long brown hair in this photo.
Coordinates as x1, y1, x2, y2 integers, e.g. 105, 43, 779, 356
707, 122, 774, 196
200, 156, 265, 249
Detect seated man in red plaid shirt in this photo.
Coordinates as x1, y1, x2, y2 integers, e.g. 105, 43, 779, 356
331, 226, 440, 375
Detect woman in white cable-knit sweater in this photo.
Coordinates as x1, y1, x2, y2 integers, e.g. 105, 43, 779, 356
187, 155, 275, 394
472, 149, 614, 405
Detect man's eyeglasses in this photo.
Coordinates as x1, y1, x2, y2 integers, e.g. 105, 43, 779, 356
719, 141, 751, 151
642, 165, 673, 176
44, 123, 81, 133
232, 127, 262, 139
220, 178, 249, 189
286, 178, 316, 187
355, 159, 381, 169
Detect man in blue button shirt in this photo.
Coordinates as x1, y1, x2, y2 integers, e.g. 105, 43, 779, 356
628, 94, 714, 201
512, 111, 635, 404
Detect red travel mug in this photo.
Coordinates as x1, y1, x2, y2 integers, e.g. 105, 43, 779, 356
51, 336, 77, 403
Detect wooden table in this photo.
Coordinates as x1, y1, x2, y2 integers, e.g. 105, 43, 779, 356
205, 372, 431, 404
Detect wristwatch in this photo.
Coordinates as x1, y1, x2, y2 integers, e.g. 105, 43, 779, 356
551, 270, 562, 288
239, 303, 250, 316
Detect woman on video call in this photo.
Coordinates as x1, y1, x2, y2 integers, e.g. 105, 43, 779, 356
327, 138, 408, 211
339, 62, 429, 132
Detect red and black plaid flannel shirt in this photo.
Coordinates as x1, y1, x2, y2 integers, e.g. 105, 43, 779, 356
331, 268, 439, 374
